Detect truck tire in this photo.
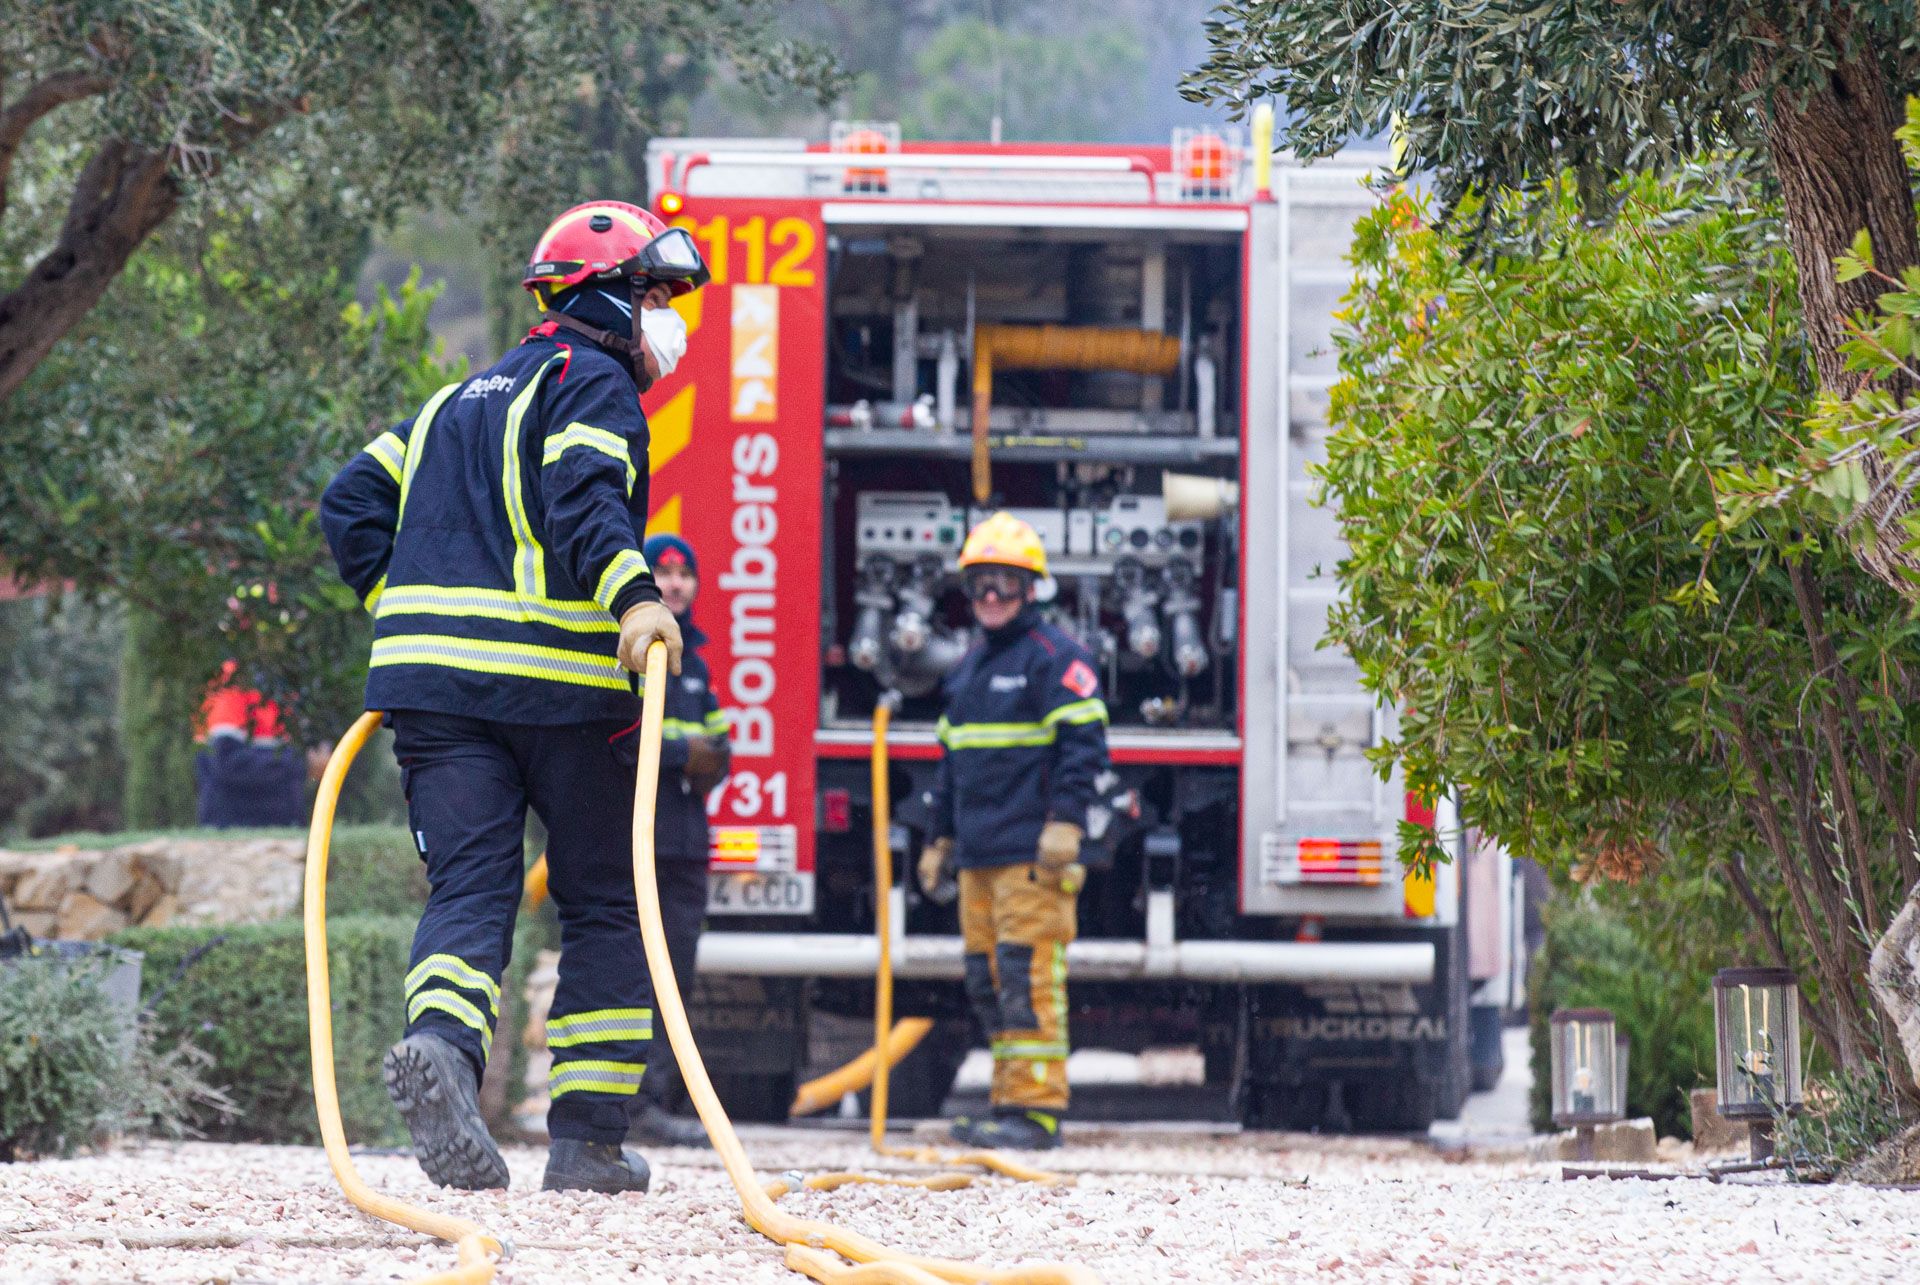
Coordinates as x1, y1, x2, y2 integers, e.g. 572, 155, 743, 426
859, 1017, 971, 1119
709, 1070, 798, 1123
1241, 1078, 1332, 1133
1342, 1077, 1437, 1134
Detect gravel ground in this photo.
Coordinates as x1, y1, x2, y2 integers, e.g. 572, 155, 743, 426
1, 1127, 1913, 1283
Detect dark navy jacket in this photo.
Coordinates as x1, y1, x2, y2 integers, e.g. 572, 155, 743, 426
929, 607, 1110, 868
653, 616, 729, 860
320, 332, 661, 725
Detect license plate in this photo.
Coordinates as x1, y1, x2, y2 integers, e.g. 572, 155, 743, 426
707, 871, 814, 915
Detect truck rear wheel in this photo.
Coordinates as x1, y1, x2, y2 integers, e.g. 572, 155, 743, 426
1342, 1077, 1437, 1134
709, 1070, 799, 1123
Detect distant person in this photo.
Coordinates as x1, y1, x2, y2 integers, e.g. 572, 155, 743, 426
193, 660, 307, 828
917, 513, 1110, 1149
627, 533, 729, 1147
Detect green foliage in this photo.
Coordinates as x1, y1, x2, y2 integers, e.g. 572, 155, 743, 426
1777, 1063, 1915, 1181
1527, 898, 1718, 1139
0, 595, 123, 839
1181, 1, 1918, 227
0, 954, 128, 1158
327, 826, 429, 919
118, 605, 208, 831
115, 916, 414, 1145
1320, 171, 1920, 1074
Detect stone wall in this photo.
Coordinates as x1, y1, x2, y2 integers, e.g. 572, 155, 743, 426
0, 837, 307, 940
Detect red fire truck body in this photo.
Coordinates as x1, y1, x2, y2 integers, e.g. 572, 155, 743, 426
642, 122, 1522, 1129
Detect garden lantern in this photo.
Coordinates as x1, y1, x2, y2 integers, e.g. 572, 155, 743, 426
1712, 968, 1801, 1161
1614, 1035, 1630, 1118
1551, 1008, 1620, 1159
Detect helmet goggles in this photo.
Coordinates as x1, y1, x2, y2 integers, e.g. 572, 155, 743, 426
963, 566, 1032, 603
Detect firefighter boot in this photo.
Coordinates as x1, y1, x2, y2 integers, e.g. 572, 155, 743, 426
383, 1033, 510, 1190
960, 1109, 1062, 1151
542, 1138, 653, 1193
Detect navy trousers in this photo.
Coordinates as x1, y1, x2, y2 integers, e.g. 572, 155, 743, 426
391, 710, 652, 1145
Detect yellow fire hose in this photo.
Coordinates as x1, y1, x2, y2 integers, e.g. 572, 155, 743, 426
790, 1018, 933, 1116
628, 644, 1098, 1284
304, 653, 1095, 1283
304, 710, 504, 1285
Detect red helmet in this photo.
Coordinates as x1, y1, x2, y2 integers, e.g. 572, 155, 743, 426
523, 201, 703, 300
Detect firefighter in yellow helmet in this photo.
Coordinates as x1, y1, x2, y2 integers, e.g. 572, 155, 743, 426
917, 512, 1110, 1148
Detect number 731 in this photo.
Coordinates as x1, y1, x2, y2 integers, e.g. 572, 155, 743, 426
670, 215, 816, 288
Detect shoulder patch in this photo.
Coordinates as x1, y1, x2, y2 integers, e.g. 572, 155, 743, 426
1061, 658, 1098, 699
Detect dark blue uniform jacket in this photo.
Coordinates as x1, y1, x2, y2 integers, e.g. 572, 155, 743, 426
929, 607, 1111, 868
320, 332, 661, 725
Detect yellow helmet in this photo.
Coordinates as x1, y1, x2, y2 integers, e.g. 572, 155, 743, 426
958, 511, 1048, 578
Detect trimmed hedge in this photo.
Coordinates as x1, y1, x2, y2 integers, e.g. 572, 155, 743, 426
1528, 898, 1718, 1140
115, 916, 413, 1145
328, 825, 430, 918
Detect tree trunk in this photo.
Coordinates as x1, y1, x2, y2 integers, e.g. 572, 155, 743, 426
0, 140, 178, 402
1761, 45, 1919, 395
1870, 892, 1920, 1109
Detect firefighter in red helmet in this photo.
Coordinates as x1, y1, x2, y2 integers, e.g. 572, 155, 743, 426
320, 201, 709, 1195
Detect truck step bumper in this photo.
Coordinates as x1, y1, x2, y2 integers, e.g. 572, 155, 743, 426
694, 933, 1433, 983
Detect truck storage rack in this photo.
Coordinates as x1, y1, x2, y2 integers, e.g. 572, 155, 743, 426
823, 429, 1240, 465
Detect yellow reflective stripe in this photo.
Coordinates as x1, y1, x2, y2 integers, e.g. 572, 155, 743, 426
702, 711, 730, 734
1044, 698, 1108, 727
396, 382, 463, 525
662, 718, 707, 740
990, 1039, 1069, 1060
408, 992, 495, 1057
549, 1059, 646, 1096
362, 574, 387, 615
363, 430, 406, 484
371, 633, 629, 691
547, 1007, 654, 1047
1051, 943, 1068, 1027
940, 721, 1055, 749
375, 584, 618, 634
405, 953, 500, 1012
503, 356, 566, 599
593, 549, 650, 612
542, 422, 637, 496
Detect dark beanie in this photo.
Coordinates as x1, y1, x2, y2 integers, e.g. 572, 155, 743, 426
644, 533, 697, 575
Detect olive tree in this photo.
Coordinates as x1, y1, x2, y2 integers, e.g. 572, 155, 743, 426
0, 0, 842, 402
1320, 172, 1920, 1084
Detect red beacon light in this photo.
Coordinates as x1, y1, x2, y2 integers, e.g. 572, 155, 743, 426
831, 120, 901, 195
1172, 127, 1243, 202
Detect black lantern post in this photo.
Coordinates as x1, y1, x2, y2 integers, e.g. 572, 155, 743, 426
1712, 968, 1802, 1161
1551, 1008, 1620, 1160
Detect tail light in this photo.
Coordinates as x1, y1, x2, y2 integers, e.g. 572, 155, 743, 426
821, 788, 852, 833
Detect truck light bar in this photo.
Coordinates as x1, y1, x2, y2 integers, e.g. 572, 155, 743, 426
1284, 838, 1385, 886
671, 150, 1160, 198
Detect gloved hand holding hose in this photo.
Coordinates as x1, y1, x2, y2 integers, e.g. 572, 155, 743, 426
620, 601, 683, 676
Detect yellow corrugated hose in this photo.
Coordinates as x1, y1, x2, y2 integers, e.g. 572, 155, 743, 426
304, 710, 503, 1285
866, 696, 1070, 1188
630, 644, 1100, 1285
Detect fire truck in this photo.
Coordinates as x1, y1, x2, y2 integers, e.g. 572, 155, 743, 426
642, 115, 1524, 1131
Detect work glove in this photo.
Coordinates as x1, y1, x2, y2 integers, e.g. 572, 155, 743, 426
917, 836, 956, 902
619, 600, 683, 676
684, 736, 727, 796
1037, 820, 1085, 895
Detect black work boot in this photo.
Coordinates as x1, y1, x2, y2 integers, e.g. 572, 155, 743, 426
542, 1138, 652, 1194
383, 1033, 510, 1189
627, 1099, 710, 1148
960, 1110, 1062, 1151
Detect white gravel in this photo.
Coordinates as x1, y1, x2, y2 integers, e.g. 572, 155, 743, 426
1, 1128, 1912, 1283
